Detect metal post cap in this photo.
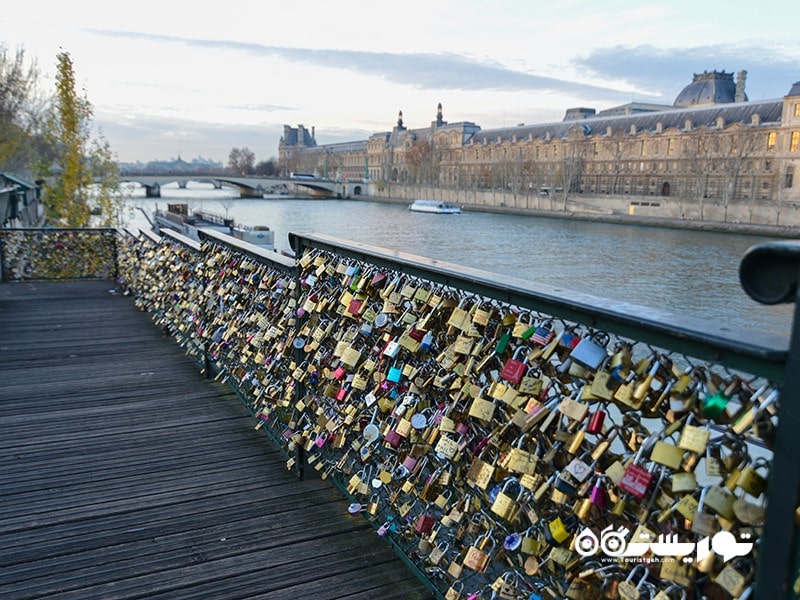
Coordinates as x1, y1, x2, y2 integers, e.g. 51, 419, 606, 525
739, 241, 800, 305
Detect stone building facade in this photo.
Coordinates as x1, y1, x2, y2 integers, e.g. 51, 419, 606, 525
278, 72, 800, 225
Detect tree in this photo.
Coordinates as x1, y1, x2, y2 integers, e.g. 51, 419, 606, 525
709, 125, 761, 221
682, 130, 713, 219
0, 44, 46, 174
39, 51, 122, 227
228, 147, 255, 175
254, 157, 279, 176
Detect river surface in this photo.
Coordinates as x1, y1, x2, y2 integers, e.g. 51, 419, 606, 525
121, 183, 794, 339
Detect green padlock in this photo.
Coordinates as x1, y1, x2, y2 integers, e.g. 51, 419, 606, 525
495, 331, 511, 354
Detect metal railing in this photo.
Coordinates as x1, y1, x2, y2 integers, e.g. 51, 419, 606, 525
0, 228, 118, 282
5, 225, 798, 598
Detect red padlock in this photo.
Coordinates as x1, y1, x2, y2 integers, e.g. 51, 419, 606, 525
619, 463, 653, 500
414, 509, 435, 534
587, 406, 606, 434
500, 347, 527, 385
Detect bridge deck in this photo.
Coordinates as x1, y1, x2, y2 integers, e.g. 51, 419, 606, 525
0, 281, 432, 600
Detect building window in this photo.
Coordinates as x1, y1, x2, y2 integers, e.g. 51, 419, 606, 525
667, 139, 675, 156
792, 131, 800, 153
795, 104, 800, 117
787, 167, 795, 189
767, 131, 777, 151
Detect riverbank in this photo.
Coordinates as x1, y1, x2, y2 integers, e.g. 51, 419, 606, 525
359, 194, 800, 239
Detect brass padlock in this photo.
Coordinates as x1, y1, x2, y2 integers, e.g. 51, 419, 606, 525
678, 419, 710, 454
703, 485, 736, 520
650, 440, 685, 470
444, 580, 463, 600
715, 564, 747, 597
692, 487, 720, 537
617, 564, 648, 600
736, 457, 769, 497
463, 532, 495, 573
491, 478, 524, 519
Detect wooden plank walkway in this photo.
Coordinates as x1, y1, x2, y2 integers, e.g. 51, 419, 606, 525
0, 281, 433, 600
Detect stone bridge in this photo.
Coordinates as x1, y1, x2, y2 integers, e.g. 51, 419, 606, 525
117, 175, 366, 199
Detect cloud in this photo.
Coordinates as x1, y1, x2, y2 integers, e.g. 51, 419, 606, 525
90, 29, 641, 102
225, 103, 295, 112
574, 44, 800, 101
94, 109, 372, 162
94, 112, 286, 162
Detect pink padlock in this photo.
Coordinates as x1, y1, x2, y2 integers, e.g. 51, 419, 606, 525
384, 429, 403, 448
589, 477, 607, 509
377, 521, 391, 537
402, 455, 417, 470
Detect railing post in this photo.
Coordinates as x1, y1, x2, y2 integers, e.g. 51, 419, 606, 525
0, 231, 5, 283
290, 233, 307, 481
739, 241, 800, 598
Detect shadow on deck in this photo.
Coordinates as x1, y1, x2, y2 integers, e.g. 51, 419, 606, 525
0, 281, 432, 600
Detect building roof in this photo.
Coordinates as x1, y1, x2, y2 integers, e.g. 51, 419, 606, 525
674, 70, 745, 107
0, 172, 36, 189
470, 98, 782, 145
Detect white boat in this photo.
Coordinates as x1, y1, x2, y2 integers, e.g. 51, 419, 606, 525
153, 203, 275, 250
408, 199, 462, 214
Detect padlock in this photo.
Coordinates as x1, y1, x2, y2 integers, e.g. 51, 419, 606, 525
504, 436, 539, 475
650, 439, 685, 470
500, 346, 528, 385
715, 563, 747, 597
468, 393, 496, 423
564, 452, 596, 484
491, 478, 524, 519
444, 580, 464, 600
414, 504, 436, 534
619, 433, 658, 500
569, 331, 609, 371
434, 488, 453, 511
428, 540, 449, 565
466, 451, 496, 490
736, 456, 769, 497
366, 493, 381, 516
492, 571, 520, 600
463, 531, 495, 573
691, 486, 720, 537
617, 564, 649, 600
632, 359, 661, 405
677, 415, 711, 453
703, 484, 736, 520
671, 471, 697, 494
545, 515, 576, 545
702, 378, 740, 420
520, 526, 541, 554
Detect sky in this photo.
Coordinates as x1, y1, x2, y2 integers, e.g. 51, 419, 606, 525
1, 1, 798, 164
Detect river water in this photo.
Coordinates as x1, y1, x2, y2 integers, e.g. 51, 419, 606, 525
121, 183, 794, 339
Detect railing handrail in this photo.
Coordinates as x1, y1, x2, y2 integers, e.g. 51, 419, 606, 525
289, 231, 788, 381
161, 227, 202, 253
136, 227, 162, 245
199, 227, 296, 272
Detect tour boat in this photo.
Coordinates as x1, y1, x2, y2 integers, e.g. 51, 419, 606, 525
408, 199, 462, 214
153, 203, 275, 250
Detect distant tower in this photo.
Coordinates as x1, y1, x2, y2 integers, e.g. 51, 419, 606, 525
436, 103, 444, 127
397, 110, 404, 129
735, 70, 748, 102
